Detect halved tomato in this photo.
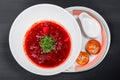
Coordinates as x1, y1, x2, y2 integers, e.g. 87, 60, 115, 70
76, 52, 89, 65
86, 39, 101, 55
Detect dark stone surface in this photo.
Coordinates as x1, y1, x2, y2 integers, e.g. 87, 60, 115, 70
0, 0, 120, 80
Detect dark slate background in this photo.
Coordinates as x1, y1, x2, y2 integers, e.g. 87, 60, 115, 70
0, 0, 120, 80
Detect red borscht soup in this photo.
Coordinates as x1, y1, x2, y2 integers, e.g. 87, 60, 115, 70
24, 21, 71, 68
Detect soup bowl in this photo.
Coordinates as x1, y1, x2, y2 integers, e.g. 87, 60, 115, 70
9, 4, 82, 76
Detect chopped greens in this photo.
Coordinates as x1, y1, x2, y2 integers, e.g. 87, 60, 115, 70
40, 35, 55, 53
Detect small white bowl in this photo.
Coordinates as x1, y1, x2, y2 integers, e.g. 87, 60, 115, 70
9, 4, 82, 76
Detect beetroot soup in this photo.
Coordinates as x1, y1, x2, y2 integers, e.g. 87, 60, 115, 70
24, 21, 71, 68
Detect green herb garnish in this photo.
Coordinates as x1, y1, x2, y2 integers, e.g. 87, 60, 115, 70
40, 35, 55, 53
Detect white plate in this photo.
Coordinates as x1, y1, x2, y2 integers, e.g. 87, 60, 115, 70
65, 6, 111, 72
9, 4, 82, 76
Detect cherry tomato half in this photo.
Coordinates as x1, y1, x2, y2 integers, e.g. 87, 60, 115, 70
76, 52, 89, 65
86, 39, 101, 55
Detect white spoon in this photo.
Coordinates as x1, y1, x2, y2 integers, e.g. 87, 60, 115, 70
78, 12, 101, 38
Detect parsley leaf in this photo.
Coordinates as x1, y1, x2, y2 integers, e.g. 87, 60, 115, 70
40, 35, 55, 53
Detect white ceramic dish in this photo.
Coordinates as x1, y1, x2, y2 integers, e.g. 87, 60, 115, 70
65, 6, 111, 72
9, 4, 82, 76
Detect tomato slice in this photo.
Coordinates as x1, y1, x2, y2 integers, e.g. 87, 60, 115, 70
43, 27, 49, 34
76, 52, 89, 65
86, 39, 101, 55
